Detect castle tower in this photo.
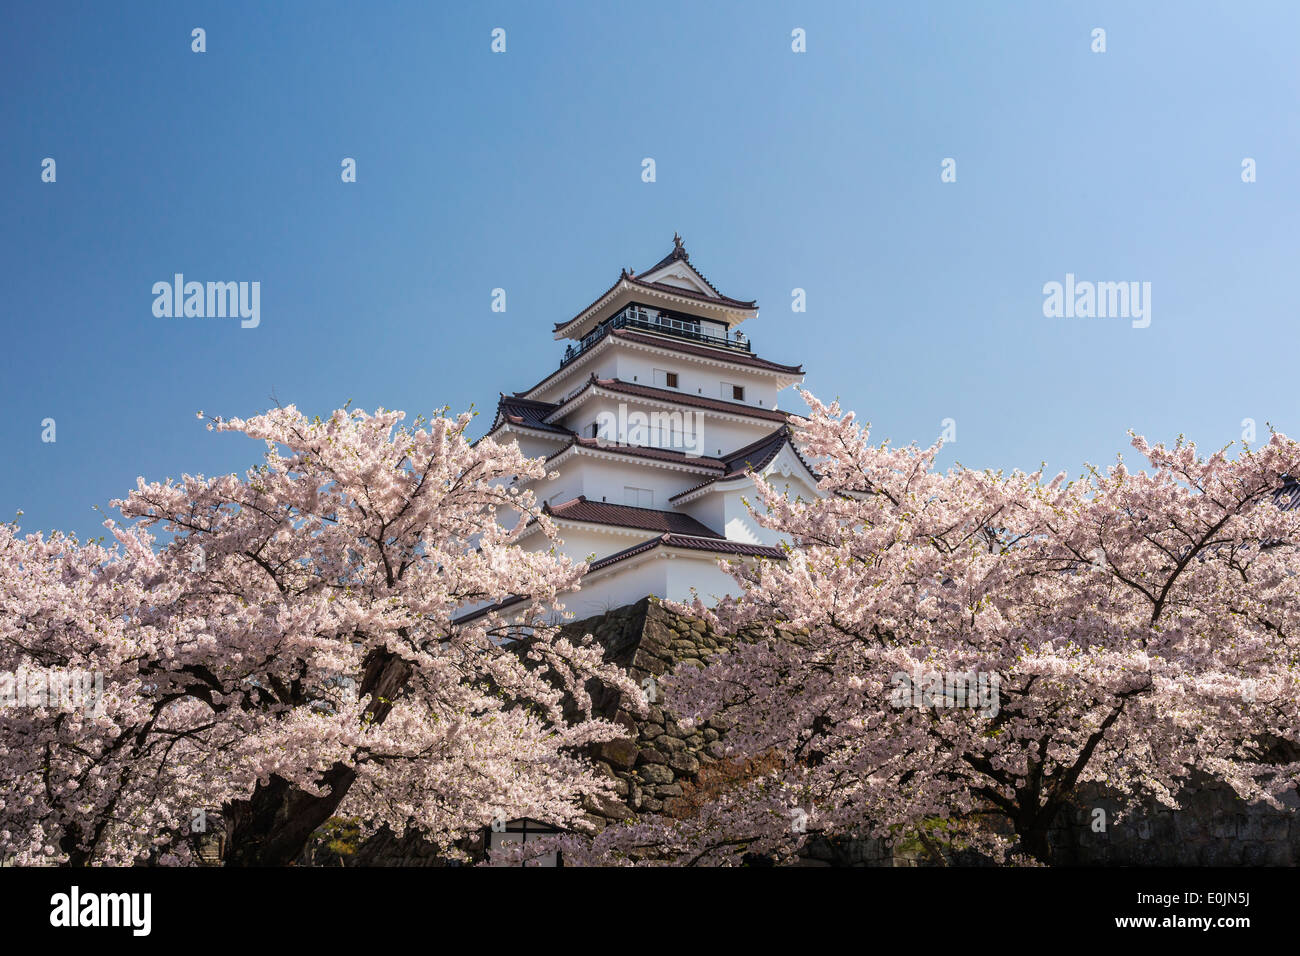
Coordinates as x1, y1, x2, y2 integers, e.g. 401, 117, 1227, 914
483, 237, 820, 618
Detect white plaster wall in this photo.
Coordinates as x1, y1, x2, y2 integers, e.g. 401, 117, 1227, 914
664, 553, 749, 604
679, 493, 726, 536
613, 350, 781, 410
554, 394, 776, 460
521, 524, 657, 565
560, 551, 748, 619
560, 559, 671, 620
535, 455, 712, 509
603, 348, 774, 405
524, 339, 800, 414
503, 432, 565, 461
529, 355, 620, 404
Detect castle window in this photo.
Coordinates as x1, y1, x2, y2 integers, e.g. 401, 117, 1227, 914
484, 818, 563, 867
722, 382, 745, 401
624, 486, 654, 507
654, 369, 679, 389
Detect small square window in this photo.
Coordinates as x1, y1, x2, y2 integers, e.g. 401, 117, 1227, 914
654, 369, 679, 389
624, 486, 654, 507
732, 385, 745, 401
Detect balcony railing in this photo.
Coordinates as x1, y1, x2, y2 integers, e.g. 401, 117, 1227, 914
560, 307, 752, 368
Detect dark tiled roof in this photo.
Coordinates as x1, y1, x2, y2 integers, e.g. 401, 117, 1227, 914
670, 426, 819, 501
640, 234, 710, 286
587, 378, 792, 423
624, 276, 756, 310
721, 426, 798, 476
611, 329, 803, 375
547, 437, 727, 471
452, 593, 529, 625
589, 533, 785, 572
1274, 478, 1300, 511
551, 274, 757, 335
544, 497, 722, 537
517, 331, 802, 401
634, 237, 756, 307
544, 375, 792, 424
553, 238, 757, 336
492, 395, 571, 436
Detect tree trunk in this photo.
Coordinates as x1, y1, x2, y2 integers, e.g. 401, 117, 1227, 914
223, 766, 357, 866
221, 648, 411, 866
1014, 803, 1061, 865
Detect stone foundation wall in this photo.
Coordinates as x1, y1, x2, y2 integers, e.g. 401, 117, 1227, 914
563, 597, 737, 827
1045, 779, 1300, 866
345, 597, 1299, 866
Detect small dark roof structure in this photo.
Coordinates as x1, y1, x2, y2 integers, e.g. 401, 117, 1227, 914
552, 236, 758, 336
546, 437, 728, 471
1274, 476, 1300, 511
490, 395, 572, 436
670, 425, 819, 501
544, 497, 723, 538
545, 376, 793, 424
588, 533, 785, 573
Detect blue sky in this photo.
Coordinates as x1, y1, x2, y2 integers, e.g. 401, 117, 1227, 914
3, 1, 1298, 541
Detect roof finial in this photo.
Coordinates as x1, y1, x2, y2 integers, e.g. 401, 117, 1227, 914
672, 231, 685, 255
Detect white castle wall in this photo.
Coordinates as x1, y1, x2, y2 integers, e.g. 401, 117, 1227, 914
560, 552, 744, 620
612, 350, 781, 410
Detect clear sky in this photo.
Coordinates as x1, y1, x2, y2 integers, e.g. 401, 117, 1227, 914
3, 1, 1298, 541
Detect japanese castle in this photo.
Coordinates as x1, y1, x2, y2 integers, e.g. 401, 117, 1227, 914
484, 236, 820, 618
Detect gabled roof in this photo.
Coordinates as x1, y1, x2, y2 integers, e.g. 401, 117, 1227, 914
670, 425, 820, 502
543, 375, 793, 425
588, 533, 785, 572
488, 394, 573, 437
553, 236, 758, 338
610, 329, 804, 375
545, 437, 727, 472
641, 233, 712, 287
544, 497, 723, 538
625, 275, 757, 311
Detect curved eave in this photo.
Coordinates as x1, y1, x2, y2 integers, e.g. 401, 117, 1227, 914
669, 474, 757, 506
670, 438, 822, 505
485, 421, 575, 443
585, 533, 785, 577
452, 535, 785, 625
541, 441, 725, 478
611, 330, 804, 379
553, 277, 758, 341
542, 378, 793, 429
517, 333, 803, 402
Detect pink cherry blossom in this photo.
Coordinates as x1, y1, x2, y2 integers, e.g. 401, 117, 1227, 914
0, 405, 641, 865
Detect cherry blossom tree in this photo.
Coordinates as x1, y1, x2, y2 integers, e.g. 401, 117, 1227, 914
0, 520, 208, 865
556, 392, 1300, 865
0, 405, 640, 866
